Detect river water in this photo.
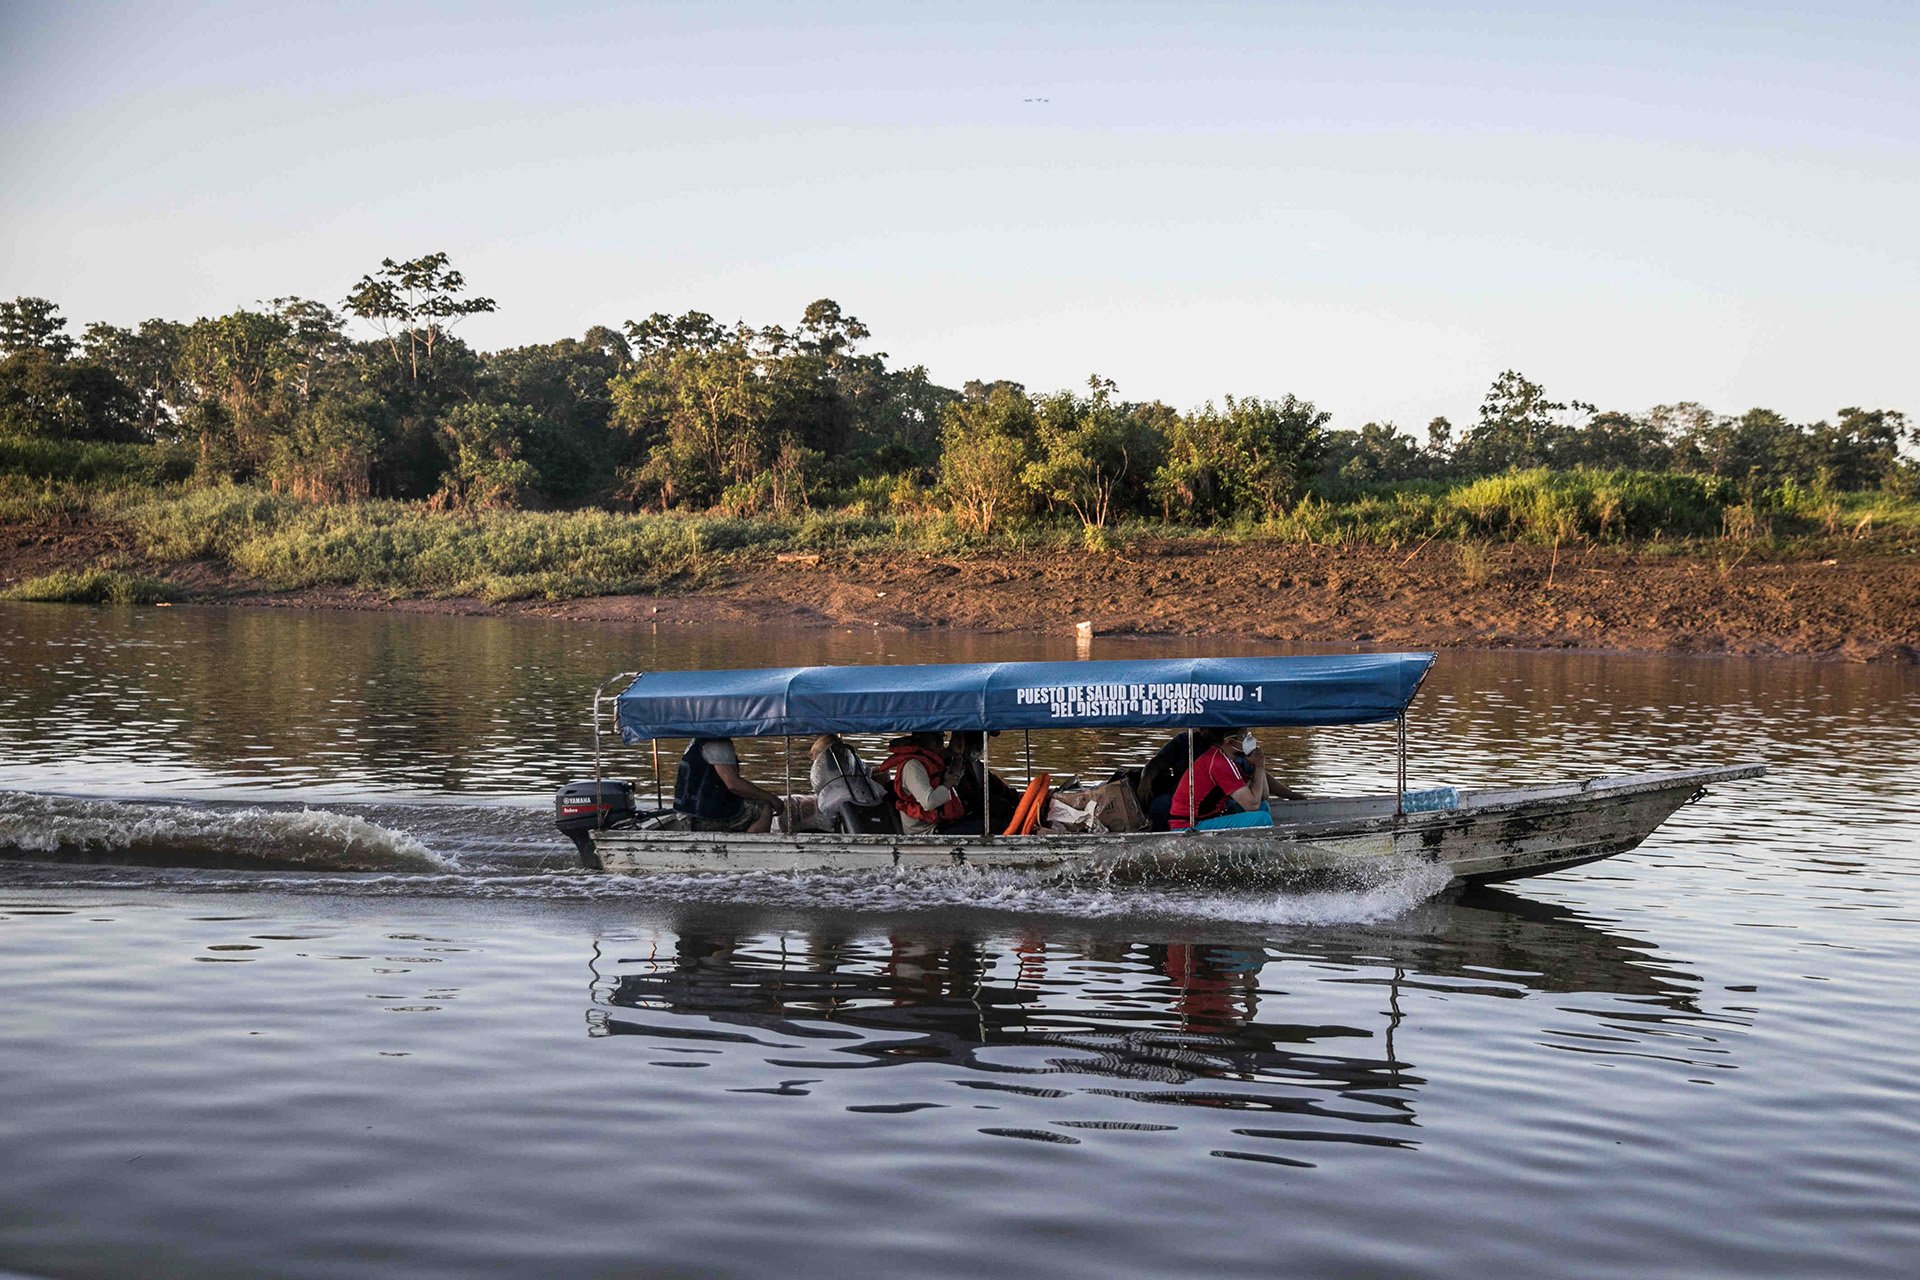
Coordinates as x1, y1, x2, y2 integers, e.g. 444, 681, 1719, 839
2, 602, 1916, 1280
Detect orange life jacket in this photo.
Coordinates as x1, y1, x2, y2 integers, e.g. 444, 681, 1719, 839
878, 743, 966, 824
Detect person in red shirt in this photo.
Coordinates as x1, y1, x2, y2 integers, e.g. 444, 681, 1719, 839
1169, 732, 1272, 829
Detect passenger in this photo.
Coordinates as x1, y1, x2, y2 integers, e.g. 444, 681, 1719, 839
808, 733, 894, 834
945, 730, 1022, 834
878, 731, 966, 834
673, 736, 784, 834
1168, 732, 1271, 830
1136, 728, 1229, 831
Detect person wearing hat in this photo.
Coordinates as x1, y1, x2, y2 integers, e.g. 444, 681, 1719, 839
1168, 731, 1271, 830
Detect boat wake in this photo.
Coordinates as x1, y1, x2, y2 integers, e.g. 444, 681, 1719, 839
35, 859, 1446, 925
0, 790, 1449, 924
541, 858, 1458, 925
0, 791, 447, 873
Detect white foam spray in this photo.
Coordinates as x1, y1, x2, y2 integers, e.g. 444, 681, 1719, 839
0, 791, 445, 873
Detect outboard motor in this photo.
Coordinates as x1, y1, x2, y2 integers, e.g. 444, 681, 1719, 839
555, 780, 638, 869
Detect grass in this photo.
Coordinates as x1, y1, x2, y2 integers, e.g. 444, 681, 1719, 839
3, 459, 1914, 607
2, 568, 171, 605
0, 476, 95, 523
106, 486, 908, 600
1277, 469, 1739, 545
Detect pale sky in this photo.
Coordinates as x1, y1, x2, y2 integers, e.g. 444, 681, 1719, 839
2, 0, 1915, 429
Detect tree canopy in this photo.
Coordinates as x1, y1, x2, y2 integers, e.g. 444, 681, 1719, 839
4, 267, 1914, 527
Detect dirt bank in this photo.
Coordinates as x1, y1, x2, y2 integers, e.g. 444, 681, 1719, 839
5, 520, 1915, 661
529, 540, 1918, 663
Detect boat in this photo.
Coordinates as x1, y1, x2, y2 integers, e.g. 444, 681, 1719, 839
554, 653, 1763, 885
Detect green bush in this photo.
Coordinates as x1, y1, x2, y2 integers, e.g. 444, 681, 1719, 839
1441, 469, 1732, 541
0, 438, 193, 487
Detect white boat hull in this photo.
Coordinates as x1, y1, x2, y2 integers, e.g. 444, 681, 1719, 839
589, 765, 1764, 885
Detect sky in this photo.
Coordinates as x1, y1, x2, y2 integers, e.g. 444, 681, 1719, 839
2, 0, 1915, 430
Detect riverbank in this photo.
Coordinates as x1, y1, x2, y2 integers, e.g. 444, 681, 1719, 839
530, 540, 1920, 663
5, 512, 1914, 662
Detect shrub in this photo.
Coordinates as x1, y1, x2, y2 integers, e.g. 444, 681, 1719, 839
1442, 469, 1731, 542
1154, 394, 1329, 523
0, 438, 193, 487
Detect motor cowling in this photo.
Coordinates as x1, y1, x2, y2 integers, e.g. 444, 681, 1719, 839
555, 780, 637, 868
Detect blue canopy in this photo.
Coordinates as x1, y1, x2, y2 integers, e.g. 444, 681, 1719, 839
615, 653, 1433, 741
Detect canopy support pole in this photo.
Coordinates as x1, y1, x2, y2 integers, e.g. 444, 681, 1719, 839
1186, 728, 1196, 830
784, 737, 794, 832
591, 669, 640, 808
1024, 730, 1033, 783
651, 740, 663, 809
981, 732, 994, 845
1395, 713, 1407, 816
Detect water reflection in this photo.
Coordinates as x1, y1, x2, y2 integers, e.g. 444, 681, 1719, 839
585, 889, 1711, 1162
6, 603, 1916, 815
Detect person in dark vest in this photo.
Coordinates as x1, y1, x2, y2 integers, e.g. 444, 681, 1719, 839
878, 732, 966, 834
674, 737, 784, 833
946, 730, 1021, 835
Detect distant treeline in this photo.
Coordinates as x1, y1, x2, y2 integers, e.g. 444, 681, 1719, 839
3, 255, 1915, 543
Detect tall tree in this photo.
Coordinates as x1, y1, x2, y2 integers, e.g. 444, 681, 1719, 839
0, 297, 76, 358
1321, 422, 1429, 483
83, 319, 187, 441
1455, 370, 1593, 472
0, 296, 140, 441
473, 327, 631, 504
345, 252, 496, 381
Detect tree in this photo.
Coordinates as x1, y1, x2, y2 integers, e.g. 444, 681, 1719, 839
625, 310, 726, 357
476, 327, 631, 504
1551, 409, 1672, 471
1153, 394, 1329, 522
938, 382, 1036, 535
1321, 422, 1427, 483
0, 297, 76, 358
83, 319, 186, 441
345, 252, 496, 381
1815, 408, 1916, 492
0, 296, 142, 441
608, 300, 893, 509
609, 319, 772, 508
1020, 377, 1169, 542
270, 377, 388, 502
849, 363, 959, 472
1670, 407, 1799, 489
436, 403, 537, 509
0, 347, 137, 441
1455, 370, 1593, 473
175, 309, 295, 473
796, 298, 871, 362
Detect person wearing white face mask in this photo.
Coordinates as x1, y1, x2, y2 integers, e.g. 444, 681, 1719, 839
1168, 731, 1272, 830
